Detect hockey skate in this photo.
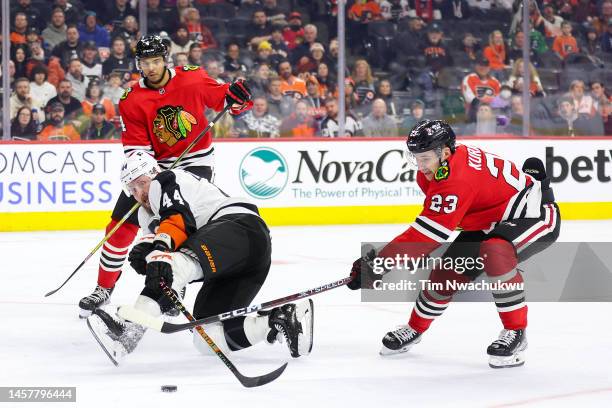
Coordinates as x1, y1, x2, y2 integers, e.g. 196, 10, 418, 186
380, 325, 422, 356
86, 308, 146, 366
79, 285, 114, 318
265, 299, 314, 358
487, 329, 527, 368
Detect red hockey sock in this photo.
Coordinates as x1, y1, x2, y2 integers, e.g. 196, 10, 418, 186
97, 219, 139, 289
480, 237, 527, 330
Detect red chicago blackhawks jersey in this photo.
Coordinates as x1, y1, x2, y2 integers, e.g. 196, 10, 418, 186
119, 66, 229, 169
379, 144, 543, 259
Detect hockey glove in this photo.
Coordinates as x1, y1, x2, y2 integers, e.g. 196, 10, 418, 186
128, 234, 155, 275
348, 247, 383, 290
145, 250, 174, 293
226, 79, 254, 115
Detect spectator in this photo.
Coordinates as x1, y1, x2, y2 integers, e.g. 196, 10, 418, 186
44, 57, 66, 88
380, 0, 411, 22
490, 84, 513, 114
568, 80, 596, 117
65, 58, 90, 101
247, 10, 273, 49
593, 0, 612, 35
147, 0, 171, 34
26, 40, 47, 71
309, 43, 328, 71
400, 99, 427, 135
83, 103, 119, 140
10, 106, 40, 141
11, 0, 44, 32
78, 11, 110, 48
204, 60, 224, 84
169, 24, 194, 57
0, 60, 16, 91
303, 75, 326, 122
420, 23, 452, 75
506, 59, 545, 97
439, 0, 471, 20
507, 29, 546, 65
362, 98, 399, 137
552, 21, 580, 60
280, 100, 318, 137
113, 15, 141, 51
319, 98, 363, 137
53, 0, 81, 26
283, 12, 305, 51
269, 26, 289, 59
249, 63, 272, 97
262, 0, 287, 25
462, 57, 501, 121
10, 77, 44, 122
102, 71, 125, 105
188, 43, 203, 66
583, 26, 603, 56
315, 62, 334, 98
166, 0, 193, 34
464, 103, 500, 136
556, 95, 603, 136
224, 43, 248, 79
455, 33, 480, 65
266, 77, 295, 119
102, 37, 135, 81
38, 102, 81, 141
47, 79, 82, 118
602, 19, 612, 53
483, 30, 508, 80
29, 65, 57, 107
348, 0, 382, 22
173, 52, 189, 67
590, 80, 609, 115
24, 27, 42, 48
10, 12, 28, 45
344, 77, 361, 114
352, 59, 376, 105
52, 25, 83, 68
102, 0, 137, 26
181, 7, 218, 50
234, 97, 281, 138
278, 60, 307, 98
376, 79, 398, 117
574, 0, 597, 25
291, 24, 319, 66
255, 41, 274, 66
541, 4, 563, 38
81, 80, 116, 120
81, 41, 103, 79
411, 0, 440, 22
12, 44, 29, 79
42, 8, 67, 50
393, 17, 426, 57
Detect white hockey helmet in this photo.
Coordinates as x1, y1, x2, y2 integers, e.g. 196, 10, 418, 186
120, 151, 160, 196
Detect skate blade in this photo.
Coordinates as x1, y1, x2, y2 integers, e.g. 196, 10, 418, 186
296, 299, 314, 357
79, 308, 92, 319
488, 349, 526, 369
86, 315, 125, 367
379, 337, 421, 356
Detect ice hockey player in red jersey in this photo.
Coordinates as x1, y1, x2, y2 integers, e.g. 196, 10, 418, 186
78, 35, 253, 318
348, 120, 560, 368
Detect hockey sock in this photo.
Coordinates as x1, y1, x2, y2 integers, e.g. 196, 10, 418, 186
223, 316, 258, 351
480, 238, 527, 330
97, 219, 139, 289
408, 266, 470, 333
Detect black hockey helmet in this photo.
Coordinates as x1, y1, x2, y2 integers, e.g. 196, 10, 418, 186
406, 120, 456, 154
135, 35, 168, 61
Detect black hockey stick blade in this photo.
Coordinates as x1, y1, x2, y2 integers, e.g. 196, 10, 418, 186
236, 362, 287, 388
119, 276, 352, 334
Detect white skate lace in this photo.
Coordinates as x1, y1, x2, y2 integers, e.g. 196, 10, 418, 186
494, 329, 517, 347
87, 286, 110, 303
393, 326, 417, 343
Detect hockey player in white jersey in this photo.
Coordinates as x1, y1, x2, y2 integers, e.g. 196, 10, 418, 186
87, 152, 313, 364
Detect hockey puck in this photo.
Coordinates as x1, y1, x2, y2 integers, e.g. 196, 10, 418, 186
161, 385, 177, 393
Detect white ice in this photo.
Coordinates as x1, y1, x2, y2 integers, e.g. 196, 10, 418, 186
1, 220, 612, 408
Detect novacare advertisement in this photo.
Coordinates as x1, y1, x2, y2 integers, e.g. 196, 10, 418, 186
213, 139, 612, 208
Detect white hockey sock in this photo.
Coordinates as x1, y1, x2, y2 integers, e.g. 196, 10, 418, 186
192, 322, 231, 356
242, 315, 270, 346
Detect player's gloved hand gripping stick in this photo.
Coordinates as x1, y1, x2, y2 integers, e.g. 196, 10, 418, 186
45, 105, 233, 297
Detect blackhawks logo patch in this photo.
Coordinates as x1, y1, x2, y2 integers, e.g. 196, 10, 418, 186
120, 87, 132, 100
153, 105, 198, 147
183, 65, 200, 71
434, 161, 450, 181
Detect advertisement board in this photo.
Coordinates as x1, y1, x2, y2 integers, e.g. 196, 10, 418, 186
1, 138, 611, 231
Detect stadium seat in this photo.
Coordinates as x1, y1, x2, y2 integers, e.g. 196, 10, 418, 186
538, 68, 561, 94
538, 50, 563, 70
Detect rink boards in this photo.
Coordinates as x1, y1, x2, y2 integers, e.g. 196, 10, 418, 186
0, 137, 611, 231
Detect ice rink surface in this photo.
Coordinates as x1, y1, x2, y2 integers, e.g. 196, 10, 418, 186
1, 220, 612, 408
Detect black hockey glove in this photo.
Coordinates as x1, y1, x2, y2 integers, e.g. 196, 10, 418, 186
225, 79, 252, 106
128, 235, 155, 275
348, 247, 381, 290
145, 250, 174, 293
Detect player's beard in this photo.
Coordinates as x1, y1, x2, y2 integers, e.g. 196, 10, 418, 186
145, 66, 168, 86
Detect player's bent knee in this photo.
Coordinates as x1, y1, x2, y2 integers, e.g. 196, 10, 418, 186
192, 322, 230, 356
479, 238, 518, 278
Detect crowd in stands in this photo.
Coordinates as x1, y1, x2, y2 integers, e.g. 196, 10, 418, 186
1, 0, 612, 141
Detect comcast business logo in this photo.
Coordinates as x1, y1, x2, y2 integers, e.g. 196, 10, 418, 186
239, 147, 288, 199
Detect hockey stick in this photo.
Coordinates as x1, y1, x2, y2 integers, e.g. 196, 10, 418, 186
160, 282, 287, 388
45, 106, 232, 297
119, 276, 353, 334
